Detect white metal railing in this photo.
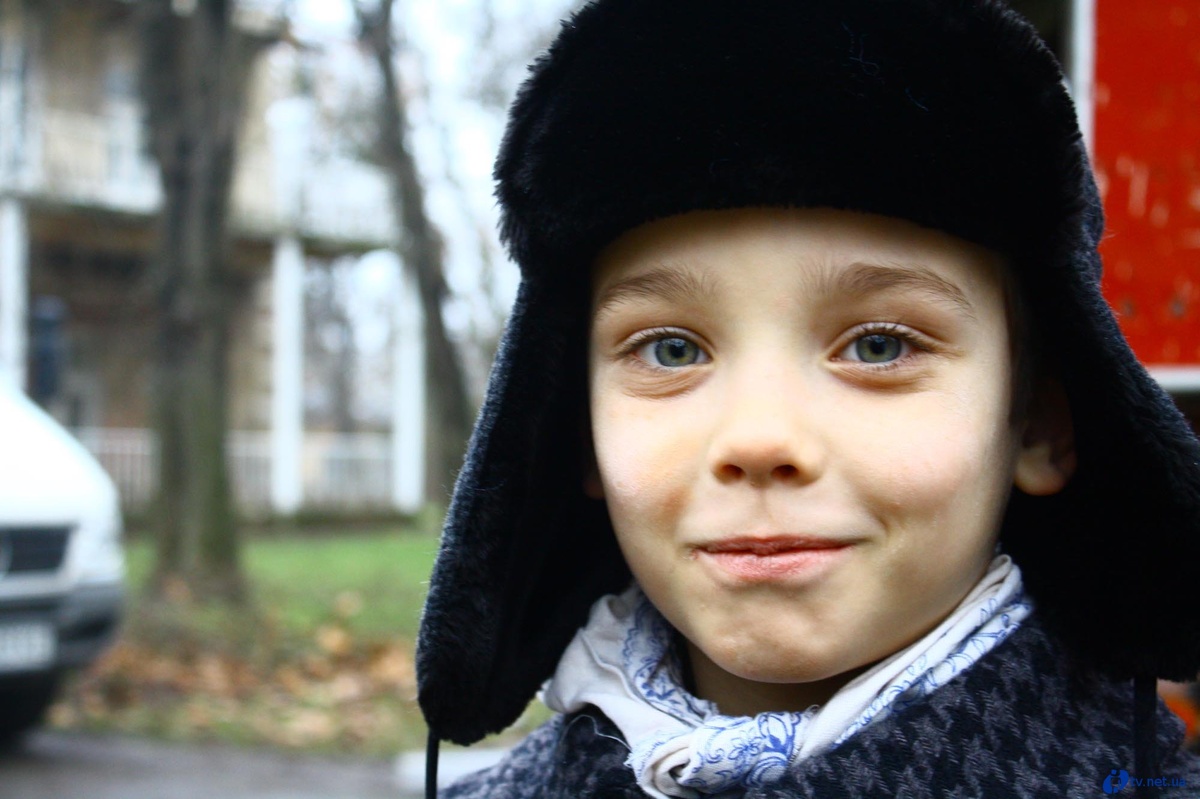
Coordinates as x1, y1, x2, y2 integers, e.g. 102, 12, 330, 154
72, 427, 396, 514
72, 427, 157, 509
36, 107, 160, 212
299, 157, 395, 244
302, 431, 393, 509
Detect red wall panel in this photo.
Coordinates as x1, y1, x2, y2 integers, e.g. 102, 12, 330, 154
1094, 1, 1200, 366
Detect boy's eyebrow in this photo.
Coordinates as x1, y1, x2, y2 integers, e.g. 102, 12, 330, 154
831, 261, 977, 319
592, 264, 716, 317
593, 260, 977, 319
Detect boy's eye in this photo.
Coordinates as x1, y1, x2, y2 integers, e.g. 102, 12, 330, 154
637, 336, 707, 368
845, 333, 907, 364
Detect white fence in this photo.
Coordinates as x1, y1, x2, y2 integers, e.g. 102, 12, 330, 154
72, 427, 396, 514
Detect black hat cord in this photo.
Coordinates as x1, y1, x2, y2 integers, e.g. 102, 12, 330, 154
426, 730, 440, 799
1134, 673, 1159, 799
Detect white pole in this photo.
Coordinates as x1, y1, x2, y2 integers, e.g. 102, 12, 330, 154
391, 263, 425, 513
1069, 0, 1097, 154
0, 196, 28, 390
270, 235, 304, 514
265, 86, 314, 516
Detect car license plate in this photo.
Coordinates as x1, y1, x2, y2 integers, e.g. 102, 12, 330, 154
0, 621, 55, 672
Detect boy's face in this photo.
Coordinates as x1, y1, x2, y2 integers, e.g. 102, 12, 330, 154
587, 207, 1068, 713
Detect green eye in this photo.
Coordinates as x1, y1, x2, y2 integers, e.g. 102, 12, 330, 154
854, 334, 904, 363
648, 337, 704, 367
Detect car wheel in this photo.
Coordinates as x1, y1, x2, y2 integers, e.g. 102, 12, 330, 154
0, 673, 60, 745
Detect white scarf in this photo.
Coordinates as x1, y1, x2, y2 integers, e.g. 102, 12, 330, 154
542, 554, 1031, 799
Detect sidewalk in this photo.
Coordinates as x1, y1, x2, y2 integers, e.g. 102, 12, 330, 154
1, 729, 510, 799
1, 730, 407, 799
394, 746, 510, 794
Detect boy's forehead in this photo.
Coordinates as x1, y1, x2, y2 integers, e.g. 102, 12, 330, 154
590, 207, 1009, 317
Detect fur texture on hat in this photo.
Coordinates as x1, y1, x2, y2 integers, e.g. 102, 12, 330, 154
417, 0, 1200, 745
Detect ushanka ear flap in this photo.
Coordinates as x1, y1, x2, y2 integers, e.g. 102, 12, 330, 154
1000, 160, 1200, 683
417, 0, 1200, 746
416, 277, 630, 745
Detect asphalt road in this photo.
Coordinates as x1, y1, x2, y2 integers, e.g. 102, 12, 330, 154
0, 730, 417, 799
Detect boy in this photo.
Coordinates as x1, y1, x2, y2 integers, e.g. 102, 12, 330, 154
417, 0, 1200, 796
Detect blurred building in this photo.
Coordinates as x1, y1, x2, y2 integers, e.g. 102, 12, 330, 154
0, 0, 426, 515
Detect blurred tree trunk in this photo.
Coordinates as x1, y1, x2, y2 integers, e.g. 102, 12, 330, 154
137, 0, 266, 602
354, 0, 475, 501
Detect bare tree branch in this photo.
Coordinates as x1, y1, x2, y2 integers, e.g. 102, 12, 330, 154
355, 0, 475, 499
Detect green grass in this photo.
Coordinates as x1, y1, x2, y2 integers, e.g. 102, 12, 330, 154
247, 533, 439, 640
123, 531, 440, 641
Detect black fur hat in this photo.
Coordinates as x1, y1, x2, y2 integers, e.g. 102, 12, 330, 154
418, 0, 1200, 745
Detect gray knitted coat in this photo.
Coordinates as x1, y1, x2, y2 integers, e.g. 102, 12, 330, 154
443, 618, 1200, 798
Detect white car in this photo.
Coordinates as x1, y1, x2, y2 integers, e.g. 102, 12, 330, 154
0, 378, 124, 740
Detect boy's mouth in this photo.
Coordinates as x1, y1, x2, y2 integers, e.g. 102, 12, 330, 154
698, 536, 851, 555
695, 536, 853, 582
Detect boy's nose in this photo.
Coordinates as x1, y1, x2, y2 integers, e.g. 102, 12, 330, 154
707, 375, 826, 487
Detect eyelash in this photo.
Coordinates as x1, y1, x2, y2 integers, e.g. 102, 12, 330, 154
619, 323, 935, 373
621, 327, 709, 371
834, 322, 935, 371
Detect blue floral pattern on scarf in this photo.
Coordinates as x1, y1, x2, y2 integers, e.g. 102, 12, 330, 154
834, 592, 1029, 744
621, 595, 817, 793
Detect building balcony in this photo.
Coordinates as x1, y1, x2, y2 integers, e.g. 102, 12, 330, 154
9, 106, 395, 250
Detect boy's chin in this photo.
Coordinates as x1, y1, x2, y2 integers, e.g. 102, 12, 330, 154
686, 639, 876, 714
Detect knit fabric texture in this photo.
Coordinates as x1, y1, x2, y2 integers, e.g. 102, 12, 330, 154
442, 617, 1200, 798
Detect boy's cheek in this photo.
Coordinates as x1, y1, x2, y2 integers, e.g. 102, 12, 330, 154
596, 445, 694, 532
591, 396, 703, 500
878, 435, 988, 487
845, 428, 1014, 548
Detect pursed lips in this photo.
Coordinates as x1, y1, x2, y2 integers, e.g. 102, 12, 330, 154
691, 535, 855, 582
693, 535, 853, 555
